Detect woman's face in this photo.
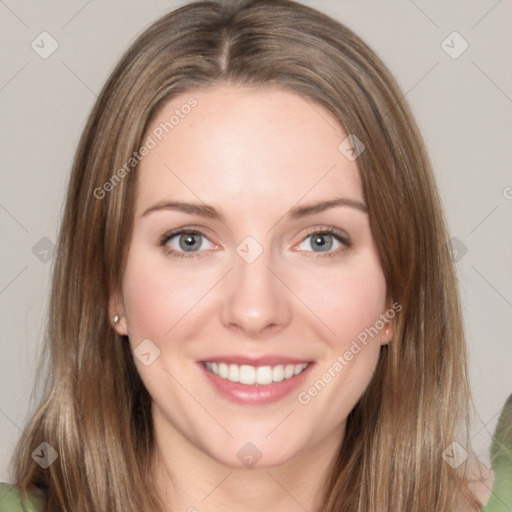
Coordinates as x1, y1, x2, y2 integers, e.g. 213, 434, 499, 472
111, 83, 393, 469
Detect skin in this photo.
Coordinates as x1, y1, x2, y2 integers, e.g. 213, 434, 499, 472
110, 83, 395, 511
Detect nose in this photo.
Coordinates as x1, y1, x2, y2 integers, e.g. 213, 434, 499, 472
220, 245, 292, 338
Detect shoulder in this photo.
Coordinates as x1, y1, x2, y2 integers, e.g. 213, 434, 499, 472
0, 483, 45, 512
467, 467, 494, 508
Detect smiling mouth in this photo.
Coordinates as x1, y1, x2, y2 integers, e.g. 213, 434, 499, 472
203, 361, 310, 386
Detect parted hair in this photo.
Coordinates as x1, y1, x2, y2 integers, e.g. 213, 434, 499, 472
11, 1, 484, 510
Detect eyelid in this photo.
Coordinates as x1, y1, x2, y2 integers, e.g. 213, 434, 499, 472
159, 226, 213, 245
291, 225, 352, 257
159, 225, 352, 259
295, 225, 351, 244
159, 227, 219, 259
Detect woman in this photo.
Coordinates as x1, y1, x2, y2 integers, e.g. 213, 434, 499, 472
1, 0, 508, 510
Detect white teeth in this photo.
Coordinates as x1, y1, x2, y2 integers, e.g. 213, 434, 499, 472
294, 363, 307, 375
272, 365, 285, 382
205, 362, 309, 385
256, 366, 273, 385
218, 363, 228, 379
284, 364, 295, 379
239, 365, 256, 385
228, 364, 239, 382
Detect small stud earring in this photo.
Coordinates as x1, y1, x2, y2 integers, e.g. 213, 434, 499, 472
113, 315, 120, 325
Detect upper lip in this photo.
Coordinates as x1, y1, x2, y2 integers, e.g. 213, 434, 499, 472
199, 355, 313, 366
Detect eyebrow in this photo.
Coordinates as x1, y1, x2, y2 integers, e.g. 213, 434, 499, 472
141, 197, 368, 220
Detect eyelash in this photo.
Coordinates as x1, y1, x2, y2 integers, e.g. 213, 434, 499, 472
158, 226, 352, 260
296, 226, 352, 258
159, 228, 210, 260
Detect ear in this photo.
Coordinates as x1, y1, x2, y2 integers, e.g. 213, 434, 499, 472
108, 288, 129, 336
380, 297, 398, 346
380, 322, 394, 346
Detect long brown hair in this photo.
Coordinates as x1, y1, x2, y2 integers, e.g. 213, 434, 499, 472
11, 1, 484, 510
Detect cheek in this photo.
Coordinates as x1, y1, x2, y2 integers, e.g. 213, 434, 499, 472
290, 255, 387, 346
293, 258, 387, 424
121, 249, 213, 342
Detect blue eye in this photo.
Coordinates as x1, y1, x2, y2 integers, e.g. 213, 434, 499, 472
160, 229, 214, 258
174, 232, 204, 252
159, 226, 351, 260
300, 232, 339, 252
295, 228, 351, 257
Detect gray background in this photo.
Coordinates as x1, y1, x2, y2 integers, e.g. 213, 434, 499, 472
1, 0, 511, 482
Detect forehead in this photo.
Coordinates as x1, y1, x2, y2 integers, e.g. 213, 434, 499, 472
135, 84, 363, 215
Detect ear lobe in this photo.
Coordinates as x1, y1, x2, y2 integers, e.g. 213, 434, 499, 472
108, 290, 128, 336
380, 297, 397, 345
380, 323, 394, 346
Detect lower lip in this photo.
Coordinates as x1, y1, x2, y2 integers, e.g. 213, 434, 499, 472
199, 363, 314, 405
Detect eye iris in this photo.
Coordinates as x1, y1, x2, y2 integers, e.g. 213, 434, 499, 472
179, 233, 201, 251
311, 233, 333, 252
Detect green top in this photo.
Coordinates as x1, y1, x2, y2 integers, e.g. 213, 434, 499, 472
482, 394, 512, 512
0, 484, 44, 512
1, 396, 511, 511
